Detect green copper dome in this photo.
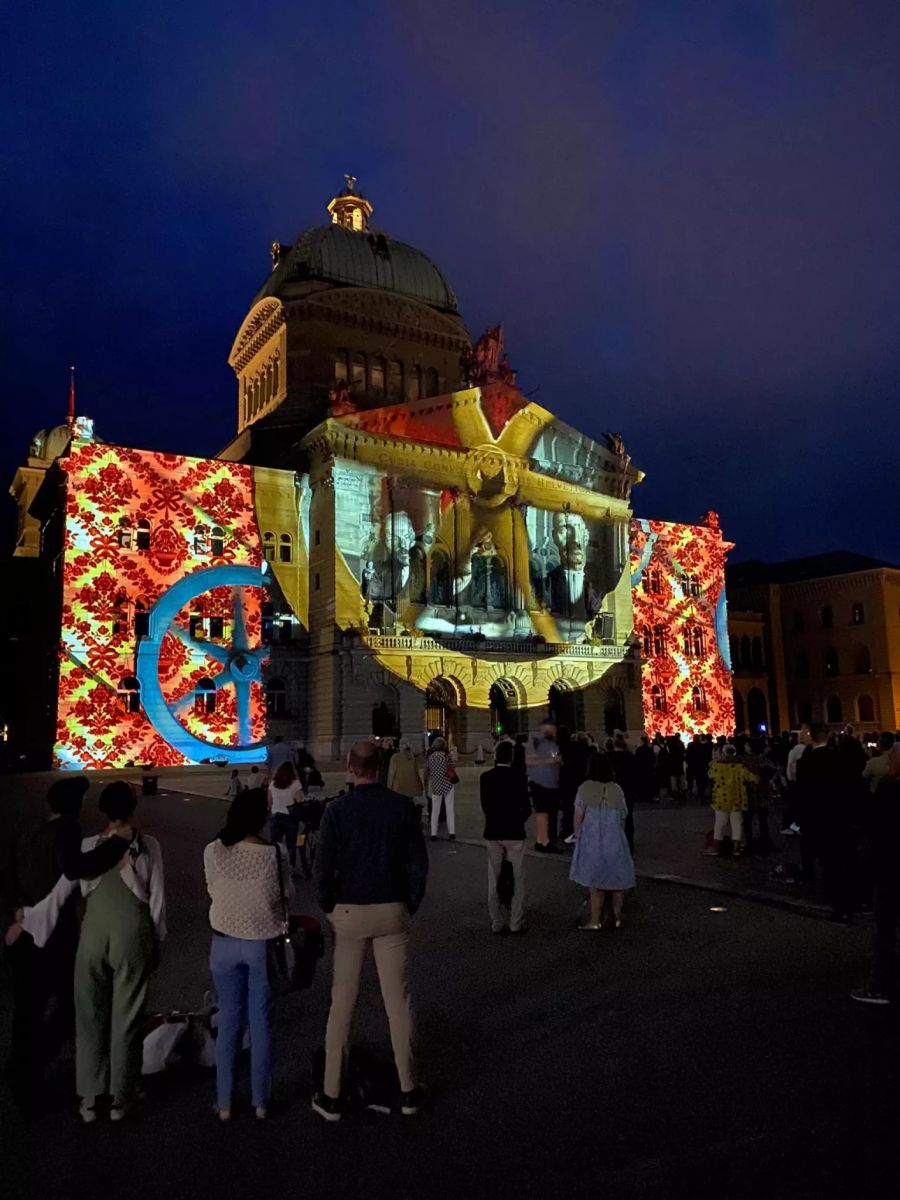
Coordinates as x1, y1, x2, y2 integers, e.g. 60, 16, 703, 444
257, 224, 459, 315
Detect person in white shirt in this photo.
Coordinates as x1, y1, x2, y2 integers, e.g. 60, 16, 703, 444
267, 761, 304, 873
204, 788, 293, 1122
863, 732, 896, 793
21, 781, 165, 1124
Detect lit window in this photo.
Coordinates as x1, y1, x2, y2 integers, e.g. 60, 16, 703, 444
193, 525, 209, 555
652, 624, 667, 658
263, 532, 276, 562
351, 353, 366, 393
136, 519, 151, 551
370, 357, 385, 395
118, 518, 133, 550
642, 625, 653, 659
209, 616, 225, 640
683, 626, 706, 657
279, 533, 292, 564
691, 685, 708, 714
651, 685, 666, 713
117, 675, 141, 714
210, 526, 225, 557
406, 365, 422, 403
642, 568, 662, 595
189, 614, 206, 640
852, 603, 865, 626
195, 677, 216, 715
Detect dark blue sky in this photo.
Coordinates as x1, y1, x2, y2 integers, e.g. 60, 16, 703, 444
3, 1, 898, 563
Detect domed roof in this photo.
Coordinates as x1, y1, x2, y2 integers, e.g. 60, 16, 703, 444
257, 223, 459, 315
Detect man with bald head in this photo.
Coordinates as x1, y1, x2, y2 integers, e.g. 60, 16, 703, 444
313, 740, 429, 1121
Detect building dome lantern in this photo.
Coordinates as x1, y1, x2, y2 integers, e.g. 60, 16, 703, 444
327, 173, 373, 233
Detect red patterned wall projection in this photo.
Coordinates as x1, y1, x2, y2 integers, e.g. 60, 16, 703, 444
630, 514, 735, 737
56, 442, 267, 768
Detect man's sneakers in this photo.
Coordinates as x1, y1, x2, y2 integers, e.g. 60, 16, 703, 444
311, 1092, 342, 1122
850, 987, 891, 1006
79, 1099, 98, 1125
400, 1087, 427, 1116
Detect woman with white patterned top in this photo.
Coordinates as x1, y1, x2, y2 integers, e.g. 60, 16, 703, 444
425, 736, 456, 841
203, 788, 294, 1122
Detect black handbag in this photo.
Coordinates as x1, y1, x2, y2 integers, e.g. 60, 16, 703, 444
266, 846, 324, 997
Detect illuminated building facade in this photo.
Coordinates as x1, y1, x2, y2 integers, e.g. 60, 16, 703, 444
10, 181, 739, 767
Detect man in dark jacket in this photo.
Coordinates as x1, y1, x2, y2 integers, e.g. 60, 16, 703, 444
481, 740, 532, 935
4, 778, 129, 1115
313, 741, 428, 1122
796, 723, 853, 921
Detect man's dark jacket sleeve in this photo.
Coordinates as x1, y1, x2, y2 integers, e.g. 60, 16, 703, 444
57, 824, 129, 882
406, 805, 428, 915
314, 806, 339, 914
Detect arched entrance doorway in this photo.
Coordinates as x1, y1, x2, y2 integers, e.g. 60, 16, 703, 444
747, 687, 768, 732
425, 677, 460, 746
733, 689, 745, 733
489, 679, 526, 737
548, 681, 584, 733
602, 687, 626, 736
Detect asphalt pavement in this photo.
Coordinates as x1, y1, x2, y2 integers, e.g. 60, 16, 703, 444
1, 772, 899, 1200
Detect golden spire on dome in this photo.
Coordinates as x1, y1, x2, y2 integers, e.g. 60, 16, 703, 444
327, 173, 373, 232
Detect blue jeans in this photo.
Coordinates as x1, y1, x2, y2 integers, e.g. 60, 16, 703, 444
210, 935, 272, 1110
270, 812, 297, 869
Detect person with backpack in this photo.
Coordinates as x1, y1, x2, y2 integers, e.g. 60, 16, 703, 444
480, 739, 532, 935
204, 788, 293, 1122
2, 778, 129, 1116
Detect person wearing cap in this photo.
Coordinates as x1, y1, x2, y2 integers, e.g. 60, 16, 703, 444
706, 745, 758, 857
3, 778, 129, 1116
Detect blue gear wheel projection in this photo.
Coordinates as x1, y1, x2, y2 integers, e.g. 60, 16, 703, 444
136, 564, 270, 764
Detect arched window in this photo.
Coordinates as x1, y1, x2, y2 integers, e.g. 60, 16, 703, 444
263, 532, 276, 562
651, 684, 667, 713
388, 360, 403, 401
853, 645, 871, 674
641, 568, 662, 595
406, 364, 422, 403
795, 651, 810, 679
680, 573, 700, 597
242, 381, 250, 423
852, 603, 865, 626
683, 625, 705, 657
193, 525, 209, 555
117, 675, 141, 714
425, 367, 440, 398
134, 600, 149, 640
642, 625, 653, 659
334, 350, 349, 383
821, 605, 833, 629
858, 694, 876, 723
351, 352, 366, 393
792, 611, 804, 632
210, 526, 225, 557
652, 624, 667, 658
266, 677, 287, 717
429, 550, 451, 606
691, 685, 708, 714
118, 517, 133, 550
112, 593, 129, 637
136, 519, 151, 551
279, 532, 292, 564
824, 647, 839, 676
751, 637, 764, 669
272, 356, 279, 396
826, 695, 842, 724
195, 677, 216, 715
370, 356, 385, 395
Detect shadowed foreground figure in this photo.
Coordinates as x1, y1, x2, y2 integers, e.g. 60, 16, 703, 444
313, 740, 428, 1121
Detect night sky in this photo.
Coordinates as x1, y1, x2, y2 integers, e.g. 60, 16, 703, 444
3, 1, 898, 564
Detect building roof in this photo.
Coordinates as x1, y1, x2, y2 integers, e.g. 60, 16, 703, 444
255, 224, 459, 314
727, 551, 898, 587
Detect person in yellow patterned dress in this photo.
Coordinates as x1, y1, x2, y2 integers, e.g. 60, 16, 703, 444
706, 745, 758, 857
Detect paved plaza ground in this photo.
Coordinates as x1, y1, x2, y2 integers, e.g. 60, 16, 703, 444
2, 767, 899, 1200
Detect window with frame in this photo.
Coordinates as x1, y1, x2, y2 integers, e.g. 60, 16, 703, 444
117, 676, 141, 715
193, 525, 209, 555
136, 519, 151, 551
642, 625, 653, 659
194, 677, 216, 715
388, 360, 403, 401
691, 685, 708, 714
370, 356, 385, 395
118, 517, 133, 550
189, 613, 207, 640
641, 567, 662, 595
279, 533, 292, 564
425, 367, 440, 398
208, 616, 225, 640
351, 352, 366, 393
210, 526, 225, 557
134, 601, 149, 640
263, 532, 276, 563
683, 625, 706, 657
651, 684, 666, 713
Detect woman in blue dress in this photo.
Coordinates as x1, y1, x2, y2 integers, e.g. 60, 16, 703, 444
570, 751, 635, 930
